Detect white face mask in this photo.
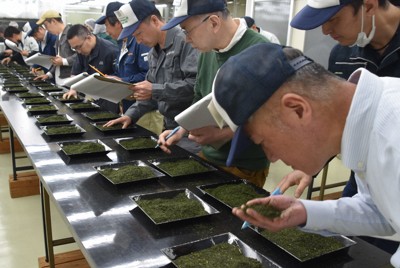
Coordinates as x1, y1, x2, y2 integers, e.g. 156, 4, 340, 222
350, 5, 376, 47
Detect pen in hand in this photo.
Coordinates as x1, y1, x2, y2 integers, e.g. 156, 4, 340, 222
155, 126, 181, 148
241, 187, 282, 230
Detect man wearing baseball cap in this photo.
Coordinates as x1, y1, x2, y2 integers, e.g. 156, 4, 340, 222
105, 0, 199, 152
157, 0, 270, 187
211, 43, 400, 267
95, 1, 150, 116
34, 10, 77, 86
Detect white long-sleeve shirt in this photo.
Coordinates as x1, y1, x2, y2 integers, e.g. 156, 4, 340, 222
301, 68, 400, 267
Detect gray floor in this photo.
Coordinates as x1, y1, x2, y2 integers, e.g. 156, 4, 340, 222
0, 145, 350, 268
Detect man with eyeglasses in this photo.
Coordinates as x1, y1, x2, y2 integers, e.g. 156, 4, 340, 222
35, 10, 77, 86
157, 0, 271, 188
104, 0, 199, 152
63, 24, 120, 113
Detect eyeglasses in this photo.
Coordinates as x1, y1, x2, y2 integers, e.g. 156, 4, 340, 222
71, 36, 89, 52
182, 15, 211, 36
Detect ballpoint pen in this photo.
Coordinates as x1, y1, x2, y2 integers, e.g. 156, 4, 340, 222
155, 126, 181, 148
88, 64, 106, 77
241, 187, 282, 230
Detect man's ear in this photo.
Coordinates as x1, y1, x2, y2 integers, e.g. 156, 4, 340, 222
280, 93, 312, 125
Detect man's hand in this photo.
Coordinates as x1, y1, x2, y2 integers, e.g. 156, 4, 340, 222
131, 81, 152, 100
103, 115, 132, 129
277, 170, 313, 198
158, 128, 187, 154
63, 89, 78, 99
51, 56, 64, 66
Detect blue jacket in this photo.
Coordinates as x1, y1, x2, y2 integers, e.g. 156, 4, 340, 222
34, 31, 57, 73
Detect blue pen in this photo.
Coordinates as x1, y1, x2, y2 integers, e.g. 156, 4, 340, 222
241, 187, 282, 230
155, 126, 181, 148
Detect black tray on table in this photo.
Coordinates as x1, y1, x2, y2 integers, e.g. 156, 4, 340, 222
16, 92, 44, 99
35, 114, 73, 126
132, 188, 219, 225
147, 156, 217, 178
197, 180, 269, 209
41, 124, 86, 139
4, 86, 28, 93
26, 104, 58, 115
37, 85, 64, 92
114, 136, 159, 151
52, 95, 84, 103
83, 111, 120, 122
22, 97, 51, 105
94, 160, 165, 185
161, 232, 280, 268
66, 102, 101, 112
251, 226, 357, 263
57, 139, 112, 158
91, 122, 135, 134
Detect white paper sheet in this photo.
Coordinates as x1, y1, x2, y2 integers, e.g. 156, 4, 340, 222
24, 53, 53, 69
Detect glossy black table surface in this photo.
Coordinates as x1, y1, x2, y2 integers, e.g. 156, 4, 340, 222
0, 73, 392, 268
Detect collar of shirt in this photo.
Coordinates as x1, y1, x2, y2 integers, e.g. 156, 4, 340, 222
341, 68, 383, 172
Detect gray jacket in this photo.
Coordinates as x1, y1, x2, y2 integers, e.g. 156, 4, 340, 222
125, 27, 198, 130
48, 24, 77, 79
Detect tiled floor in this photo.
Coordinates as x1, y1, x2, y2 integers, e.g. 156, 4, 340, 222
0, 142, 350, 268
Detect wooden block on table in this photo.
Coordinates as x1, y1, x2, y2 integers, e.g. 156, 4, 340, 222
9, 171, 39, 198
38, 249, 90, 268
0, 137, 24, 154
0, 113, 7, 126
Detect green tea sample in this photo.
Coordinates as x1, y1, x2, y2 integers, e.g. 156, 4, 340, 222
99, 164, 155, 184
156, 158, 211, 176
119, 137, 157, 150
17, 92, 42, 98
39, 86, 61, 91
61, 142, 105, 155
28, 105, 57, 111
6, 87, 28, 92
96, 124, 123, 131
37, 115, 69, 123
136, 192, 207, 223
174, 242, 262, 268
24, 97, 50, 104
204, 183, 265, 208
69, 103, 96, 109
45, 125, 82, 135
260, 228, 344, 261
242, 204, 281, 219
86, 112, 118, 120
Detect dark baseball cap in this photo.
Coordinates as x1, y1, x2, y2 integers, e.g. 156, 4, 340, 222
96, 2, 124, 25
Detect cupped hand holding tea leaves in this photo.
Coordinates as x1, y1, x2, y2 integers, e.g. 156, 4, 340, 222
232, 195, 307, 232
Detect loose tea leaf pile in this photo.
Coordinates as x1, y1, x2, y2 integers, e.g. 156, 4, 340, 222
174, 242, 262, 268
136, 192, 207, 223
156, 158, 211, 176
120, 137, 157, 150
45, 125, 82, 135
86, 112, 118, 120
17, 92, 42, 98
37, 115, 69, 123
242, 204, 281, 219
96, 124, 123, 131
204, 183, 266, 208
260, 228, 344, 261
62, 142, 105, 155
24, 97, 50, 104
69, 103, 96, 109
28, 105, 57, 111
99, 164, 156, 184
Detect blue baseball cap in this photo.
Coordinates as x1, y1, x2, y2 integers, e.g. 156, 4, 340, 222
96, 2, 124, 25
161, 0, 227, 31
211, 43, 313, 166
114, 0, 157, 40
291, 0, 353, 30
26, 21, 40, 37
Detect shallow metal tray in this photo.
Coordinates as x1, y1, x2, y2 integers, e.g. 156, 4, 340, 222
83, 111, 120, 122
26, 104, 58, 115
35, 114, 73, 126
161, 232, 280, 268
41, 124, 86, 138
132, 188, 219, 225
94, 160, 165, 185
57, 139, 112, 158
66, 102, 100, 112
92, 122, 135, 134
147, 156, 217, 178
114, 136, 159, 151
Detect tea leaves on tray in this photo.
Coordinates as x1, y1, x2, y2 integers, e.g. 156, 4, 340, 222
157, 158, 210, 176
136, 192, 207, 223
37, 115, 69, 123
260, 228, 344, 261
99, 165, 155, 184
24, 97, 49, 104
17, 92, 42, 98
204, 183, 265, 208
242, 204, 281, 219
69, 103, 95, 109
45, 125, 82, 135
62, 142, 105, 155
120, 137, 157, 150
87, 112, 118, 120
96, 124, 123, 131
28, 105, 57, 111
174, 242, 262, 268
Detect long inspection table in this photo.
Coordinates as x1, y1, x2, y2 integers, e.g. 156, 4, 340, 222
0, 78, 393, 268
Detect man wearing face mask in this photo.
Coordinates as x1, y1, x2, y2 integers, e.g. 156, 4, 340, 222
278, 0, 400, 254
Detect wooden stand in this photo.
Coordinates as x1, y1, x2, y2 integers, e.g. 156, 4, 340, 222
9, 171, 40, 198
0, 137, 23, 154
38, 250, 89, 268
